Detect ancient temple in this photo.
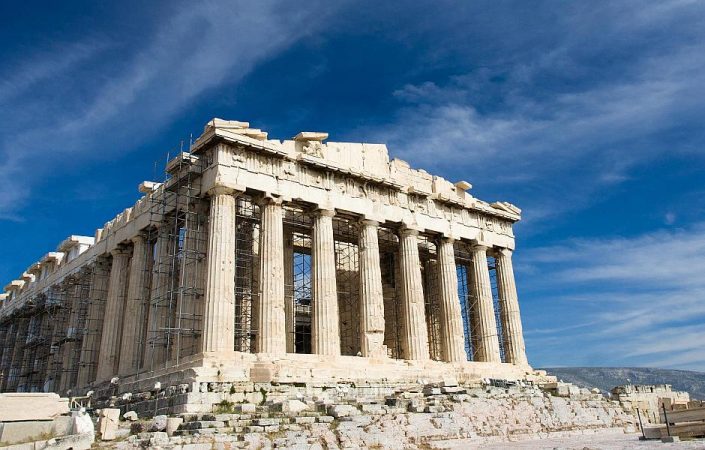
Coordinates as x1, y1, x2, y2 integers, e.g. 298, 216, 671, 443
0, 119, 530, 399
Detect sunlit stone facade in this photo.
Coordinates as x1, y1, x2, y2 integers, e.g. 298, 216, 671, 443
0, 119, 530, 397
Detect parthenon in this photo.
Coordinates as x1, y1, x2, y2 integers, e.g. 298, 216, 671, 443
0, 119, 531, 399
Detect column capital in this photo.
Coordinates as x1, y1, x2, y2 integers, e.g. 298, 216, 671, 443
438, 234, 455, 244
111, 247, 131, 258
255, 193, 285, 207
471, 242, 489, 252
315, 208, 336, 218
495, 247, 513, 257
207, 186, 243, 197
360, 218, 379, 227
399, 227, 419, 237
130, 232, 148, 245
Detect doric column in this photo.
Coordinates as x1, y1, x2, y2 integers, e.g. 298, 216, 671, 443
398, 228, 430, 361
311, 209, 340, 356
437, 238, 468, 362
76, 258, 110, 387
143, 226, 169, 369
283, 229, 295, 353
96, 248, 131, 381
469, 244, 501, 363
118, 233, 150, 375
495, 248, 528, 365
202, 187, 238, 353
256, 197, 286, 354
7, 318, 28, 391
0, 322, 17, 391
358, 220, 386, 357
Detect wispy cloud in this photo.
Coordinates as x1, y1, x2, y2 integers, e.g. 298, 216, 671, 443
521, 222, 705, 370
0, 0, 341, 219
357, 0, 705, 224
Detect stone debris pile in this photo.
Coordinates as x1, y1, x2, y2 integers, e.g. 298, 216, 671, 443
88, 382, 636, 449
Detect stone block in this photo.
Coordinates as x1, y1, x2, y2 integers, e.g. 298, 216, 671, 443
441, 386, 466, 394
0, 393, 69, 422
53, 431, 95, 450
98, 408, 120, 440
51, 416, 73, 436
295, 417, 316, 424
166, 417, 184, 436
253, 418, 280, 426
328, 404, 360, 418
150, 414, 167, 431
275, 399, 310, 414
0, 421, 53, 445
556, 384, 570, 397
423, 387, 441, 396
123, 411, 138, 421
150, 431, 170, 446
361, 404, 384, 414
239, 403, 256, 414
72, 411, 94, 436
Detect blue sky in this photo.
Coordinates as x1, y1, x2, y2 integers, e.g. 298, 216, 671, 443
2, 0, 705, 370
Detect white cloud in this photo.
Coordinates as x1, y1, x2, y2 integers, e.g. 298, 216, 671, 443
521, 223, 705, 370
356, 1, 705, 225
0, 0, 342, 219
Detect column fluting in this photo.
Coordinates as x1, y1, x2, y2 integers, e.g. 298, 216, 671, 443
311, 209, 340, 356
256, 197, 286, 354
469, 244, 501, 363
495, 248, 528, 365
283, 229, 295, 353
117, 234, 150, 375
76, 258, 110, 387
96, 247, 131, 381
398, 228, 430, 361
143, 226, 169, 368
358, 220, 386, 357
202, 187, 238, 353
437, 238, 468, 362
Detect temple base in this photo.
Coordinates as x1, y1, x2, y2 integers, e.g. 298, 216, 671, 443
85, 352, 537, 414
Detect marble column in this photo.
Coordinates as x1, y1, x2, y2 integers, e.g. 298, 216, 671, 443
143, 226, 170, 369
311, 209, 340, 356
76, 258, 110, 387
284, 229, 295, 353
0, 322, 16, 391
256, 197, 286, 354
202, 187, 238, 353
7, 318, 28, 391
495, 248, 528, 365
469, 244, 501, 363
96, 248, 131, 381
398, 228, 430, 361
118, 233, 150, 375
436, 238, 468, 362
358, 220, 386, 357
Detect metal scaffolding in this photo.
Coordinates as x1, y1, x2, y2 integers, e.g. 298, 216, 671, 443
146, 151, 207, 370
234, 196, 260, 353
284, 205, 313, 354
454, 241, 476, 361
379, 226, 402, 359
418, 234, 442, 361
76, 259, 109, 387
333, 216, 360, 357
488, 255, 506, 363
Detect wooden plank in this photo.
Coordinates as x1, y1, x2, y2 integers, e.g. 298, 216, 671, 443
660, 406, 705, 424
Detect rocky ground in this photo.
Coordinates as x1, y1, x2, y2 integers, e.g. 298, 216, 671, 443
91, 381, 647, 449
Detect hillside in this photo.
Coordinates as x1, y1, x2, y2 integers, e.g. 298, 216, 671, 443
542, 367, 705, 400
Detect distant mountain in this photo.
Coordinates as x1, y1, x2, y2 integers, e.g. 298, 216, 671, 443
542, 367, 705, 400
